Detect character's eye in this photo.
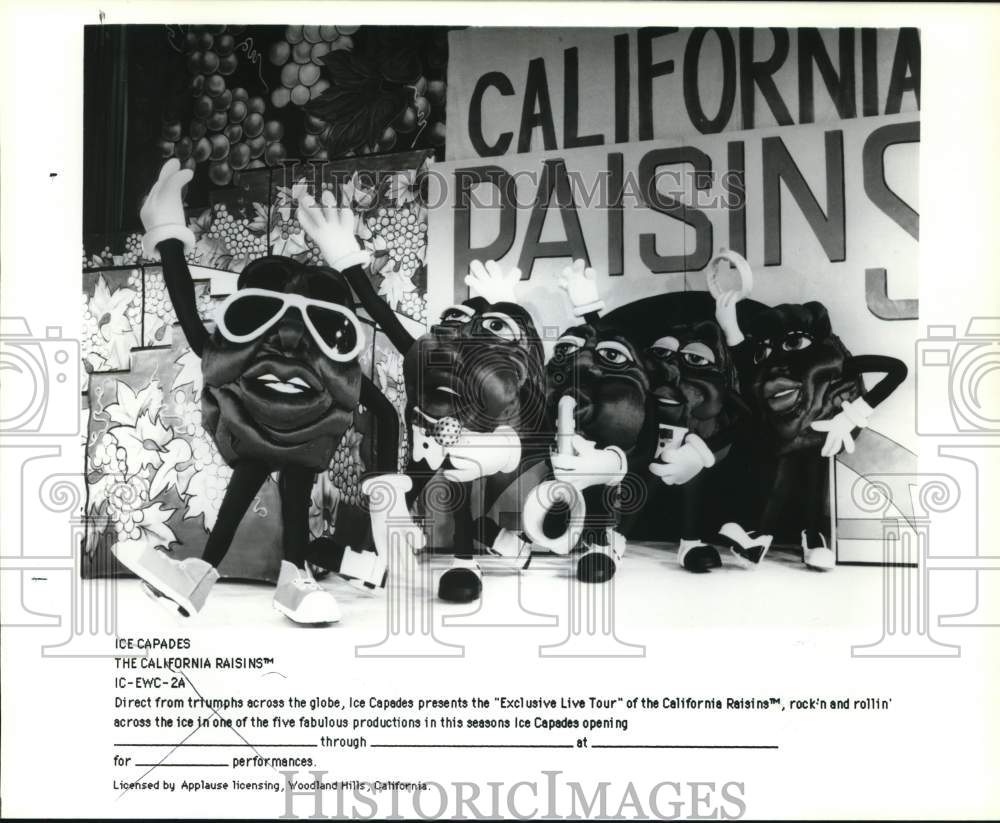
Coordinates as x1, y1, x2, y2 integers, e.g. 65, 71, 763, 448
221, 292, 285, 337
680, 342, 716, 367
682, 352, 710, 367
650, 336, 680, 355
440, 305, 473, 324
753, 343, 773, 364
554, 335, 584, 358
595, 341, 635, 365
306, 304, 359, 356
781, 332, 813, 352
480, 312, 520, 342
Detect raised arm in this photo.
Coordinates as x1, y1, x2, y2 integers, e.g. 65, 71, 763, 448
558, 258, 604, 326
298, 190, 415, 354
156, 240, 209, 356
342, 263, 415, 354
465, 259, 522, 306
714, 290, 745, 347
140, 160, 208, 356
360, 373, 401, 476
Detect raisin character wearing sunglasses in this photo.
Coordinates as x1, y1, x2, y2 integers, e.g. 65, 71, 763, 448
113, 160, 399, 623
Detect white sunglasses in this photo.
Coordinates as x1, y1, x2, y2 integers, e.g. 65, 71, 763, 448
214, 288, 365, 362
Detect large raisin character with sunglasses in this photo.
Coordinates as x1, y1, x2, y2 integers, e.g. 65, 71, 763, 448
113, 159, 397, 624
299, 197, 548, 603
720, 299, 908, 569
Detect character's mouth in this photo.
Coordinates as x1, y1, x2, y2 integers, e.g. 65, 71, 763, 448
244, 359, 322, 403
413, 406, 437, 426
653, 385, 684, 407
763, 378, 803, 414
255, 374, 313, 395
421, 371, 463, 419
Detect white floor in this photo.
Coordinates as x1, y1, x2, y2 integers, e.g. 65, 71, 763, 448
105, 541, 892, 641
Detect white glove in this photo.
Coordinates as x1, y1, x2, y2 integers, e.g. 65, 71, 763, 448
140, 159, 196, 257
443, 425, 521, 482
296, 189, 371, 270
464, 259, 520, 304
649, 433, 715, 485
714, 289, 745, 346
411, 424, 447, 470
810, 397, 873, 457
557, 258, 604, 317
551, 434, 626, 488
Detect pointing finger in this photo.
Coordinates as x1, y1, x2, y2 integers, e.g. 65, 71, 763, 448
157, 158, 180, 184
319, 188, 337, 220
161, 167, 194, 201
296, 204, 317, 233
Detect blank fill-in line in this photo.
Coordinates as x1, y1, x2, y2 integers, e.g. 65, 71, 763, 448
590, 744, 779, 750
116, 743, 317, 747
133, 763, 229, 767
372, 744, 573, 749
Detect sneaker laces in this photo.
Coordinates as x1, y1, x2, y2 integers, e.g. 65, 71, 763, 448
292, 575, 321, 592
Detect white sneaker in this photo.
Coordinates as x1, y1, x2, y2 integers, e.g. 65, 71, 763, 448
337, 545, 387, 595
802, 530, 835, 571
718, 522, 773, 568
487, 528, 533, 568
273, 561, 341, 624
112, 543, 218, 617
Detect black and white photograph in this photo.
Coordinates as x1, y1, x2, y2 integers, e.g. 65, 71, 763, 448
1, 2, 997, 820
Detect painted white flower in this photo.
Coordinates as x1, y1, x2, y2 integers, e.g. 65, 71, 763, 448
88, 275, 140, 369
377, 269, 416, 309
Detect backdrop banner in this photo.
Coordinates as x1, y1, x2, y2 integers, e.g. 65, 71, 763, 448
446, 27, 920, 160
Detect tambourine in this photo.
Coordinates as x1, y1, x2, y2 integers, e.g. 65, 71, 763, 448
707, 248, 753, 299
